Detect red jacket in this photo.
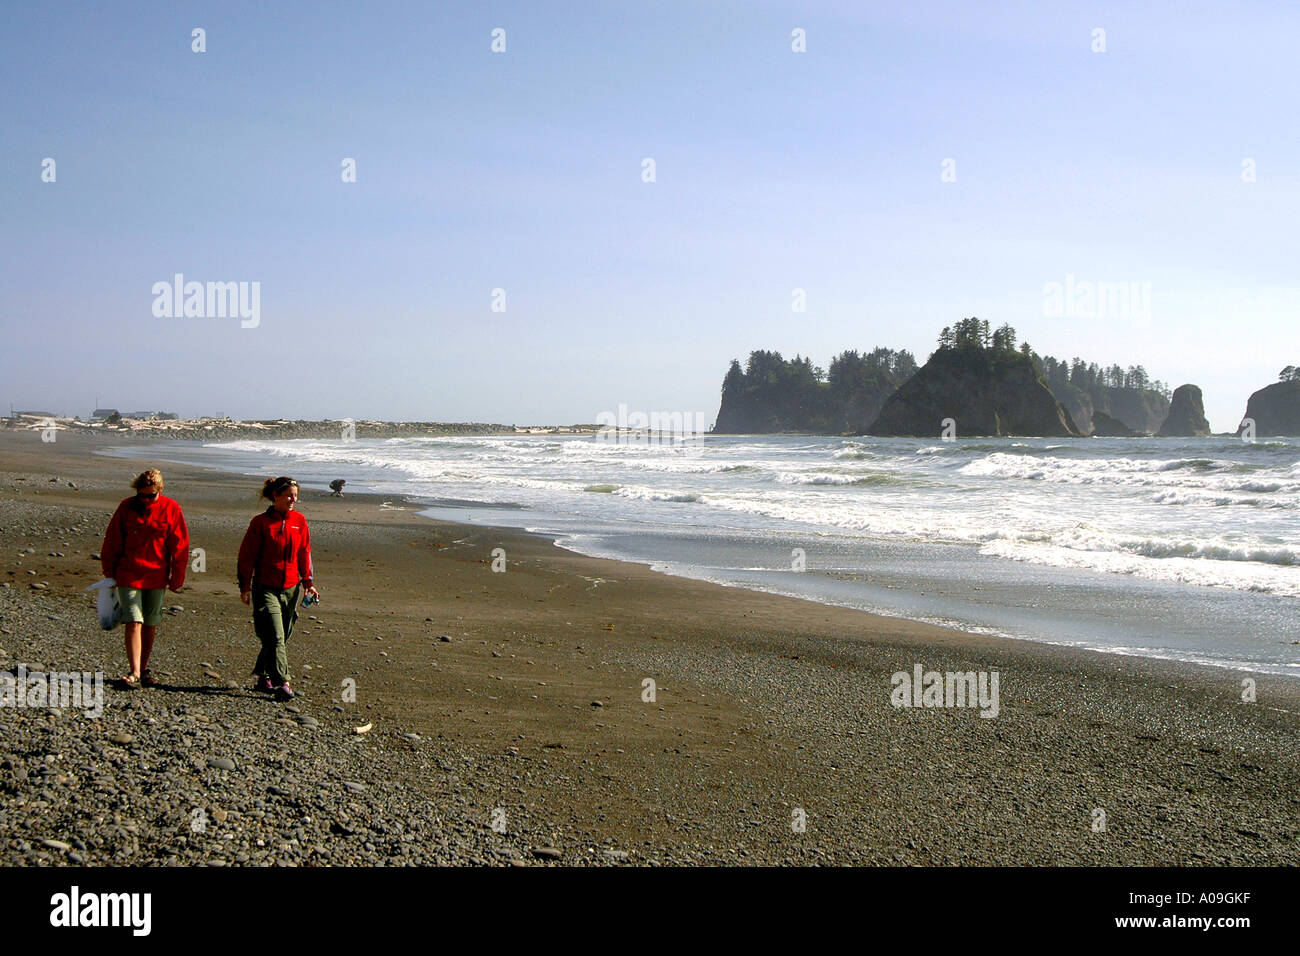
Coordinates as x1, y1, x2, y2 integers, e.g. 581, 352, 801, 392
237, 507, 313, 592
101, 495, 190, 590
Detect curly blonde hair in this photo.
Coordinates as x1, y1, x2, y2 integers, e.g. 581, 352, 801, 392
131, 469, 164, 492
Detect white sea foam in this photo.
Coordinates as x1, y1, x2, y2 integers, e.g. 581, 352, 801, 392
199, 434, 1300, 599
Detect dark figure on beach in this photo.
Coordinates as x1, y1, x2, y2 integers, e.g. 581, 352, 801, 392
329, 479, 346, 497
100, 468, 189, 688
237, 477, 318, 701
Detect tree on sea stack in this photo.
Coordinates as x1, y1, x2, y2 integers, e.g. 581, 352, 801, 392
991, 324, 1017, 352
722, 359, 745, 396
868, 320, 1081, 437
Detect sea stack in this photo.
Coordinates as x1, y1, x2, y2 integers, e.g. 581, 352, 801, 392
866, 347, 1080, 437
1236, 379, 1300, 437
1156, 384, 1211, 437
1089, 411, 1136, 437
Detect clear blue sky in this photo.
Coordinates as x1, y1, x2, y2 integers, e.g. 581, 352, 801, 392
3, 0, 1296, 431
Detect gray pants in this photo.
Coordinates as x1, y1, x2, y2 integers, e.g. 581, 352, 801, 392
251, 584, 301, 685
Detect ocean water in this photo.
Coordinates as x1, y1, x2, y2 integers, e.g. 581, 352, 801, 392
109, 434, 1300, 677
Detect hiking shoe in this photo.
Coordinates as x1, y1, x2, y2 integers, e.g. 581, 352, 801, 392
253, 677, 274, 694
273, 682, 295, 701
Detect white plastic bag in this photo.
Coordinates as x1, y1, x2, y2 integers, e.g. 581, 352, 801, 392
86, 578, 121, 630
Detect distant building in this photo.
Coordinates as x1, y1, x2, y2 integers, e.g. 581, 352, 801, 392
91, 408, 119, 420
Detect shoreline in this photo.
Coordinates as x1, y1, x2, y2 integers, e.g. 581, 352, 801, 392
2, 431, 1298, 865
0, 416, 588, 443
105, 433, 1300, 682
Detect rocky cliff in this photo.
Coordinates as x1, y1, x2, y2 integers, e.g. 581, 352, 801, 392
1156, 384, 1211, 437
1236, 379, 1300, 437
1089, 411, 1137, 437
1103, 387, 1169, 435
713, 349, 916, 434
865, 347, 1081, 437
1052, 382, 1168, 435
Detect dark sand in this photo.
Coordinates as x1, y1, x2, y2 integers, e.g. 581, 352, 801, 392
1, 431, 1297, 865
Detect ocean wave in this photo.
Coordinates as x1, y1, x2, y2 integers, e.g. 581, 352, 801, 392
833, 441, 878, 460
192, 435, 1300, 599
1151, 489, 1294, 509
775, 471, 906, 487
990, 525, 1300, 566
957, 452, 1295, 491
611, 485, 703, 503
980, 539, 1300, 597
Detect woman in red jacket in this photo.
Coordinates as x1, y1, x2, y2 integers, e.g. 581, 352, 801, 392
100, 469, 190, 688
237, 477, 319, 701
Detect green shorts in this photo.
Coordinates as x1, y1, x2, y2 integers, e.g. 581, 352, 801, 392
117, 587, 165, 626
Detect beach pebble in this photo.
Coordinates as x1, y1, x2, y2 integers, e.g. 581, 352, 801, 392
41, 839, 71, 852
438, 635, 452, 642
531, 847, 562, 860
109, 733, 133, 746
30, 582, 46, 590
343, 781, 366, 792
207, 757, 237, 772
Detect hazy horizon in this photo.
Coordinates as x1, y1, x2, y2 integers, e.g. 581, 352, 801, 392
4, 1, 1297, 432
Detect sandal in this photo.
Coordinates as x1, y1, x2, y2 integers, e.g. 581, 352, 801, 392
117, 673, 141, 690
140, 669, 160, 688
